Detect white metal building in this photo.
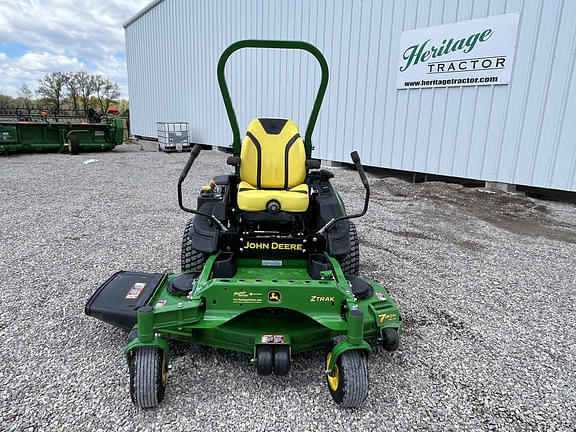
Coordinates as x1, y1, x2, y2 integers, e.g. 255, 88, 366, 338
124, 0, 576, 192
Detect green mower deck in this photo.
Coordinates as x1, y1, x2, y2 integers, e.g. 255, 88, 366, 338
126, 256, 401, 355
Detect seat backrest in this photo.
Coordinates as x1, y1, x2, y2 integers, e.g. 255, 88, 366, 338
240, 118, 306, 189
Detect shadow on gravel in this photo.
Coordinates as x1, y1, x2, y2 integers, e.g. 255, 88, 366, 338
377, 179, 576, 244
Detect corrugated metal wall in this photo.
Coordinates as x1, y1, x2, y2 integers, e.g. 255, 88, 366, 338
125, 0, 576, 192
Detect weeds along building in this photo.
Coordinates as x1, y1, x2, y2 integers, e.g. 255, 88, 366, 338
124, 0, 576, 192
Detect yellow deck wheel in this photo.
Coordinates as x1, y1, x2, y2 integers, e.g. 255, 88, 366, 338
326, 352, 340, 391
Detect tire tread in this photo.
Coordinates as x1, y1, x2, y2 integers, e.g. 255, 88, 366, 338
338, 222, 360, 276
181, 219, 206, 271
130, 346, 164, 409
339, 349, 369, 408
327, 336, 369, 408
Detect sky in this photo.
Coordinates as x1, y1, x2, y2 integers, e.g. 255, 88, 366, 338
0, 0, 150, 99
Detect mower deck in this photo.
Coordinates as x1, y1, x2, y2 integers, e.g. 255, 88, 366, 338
87, 256, 401, 356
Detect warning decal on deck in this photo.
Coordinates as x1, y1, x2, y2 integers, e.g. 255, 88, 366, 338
376, 292, 387, 301
261, 334, 285, 344
126, 282, 146, 299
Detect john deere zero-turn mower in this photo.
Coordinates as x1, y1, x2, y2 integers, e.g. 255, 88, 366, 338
86, 40, 402, 409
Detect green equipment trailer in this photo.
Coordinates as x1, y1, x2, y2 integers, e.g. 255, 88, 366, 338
0, 114, 123, 154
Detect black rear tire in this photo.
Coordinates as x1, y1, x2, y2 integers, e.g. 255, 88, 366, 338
181, 219, 207, 272
68, 135, 80, 155
338, 222, 359, 276
129, 346, 167, 409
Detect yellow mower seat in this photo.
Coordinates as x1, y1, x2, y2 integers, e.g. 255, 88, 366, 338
237, 118, 309, 213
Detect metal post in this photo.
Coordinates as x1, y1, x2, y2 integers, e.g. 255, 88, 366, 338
347, 309, 364, 345
137, 306, 154, 343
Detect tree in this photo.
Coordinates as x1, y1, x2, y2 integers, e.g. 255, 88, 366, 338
65, 73, 80, 113
102, 81, 120, 112
75, 71, 94, 113
18, 84, 34, 109
0, 94, 14, 108
117, 98, 129, 115
90, 75, 106, 112
91, 75, 120, 112
36, 72, 67, 115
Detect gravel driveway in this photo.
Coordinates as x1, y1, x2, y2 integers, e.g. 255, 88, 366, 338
1, 141, 575, 431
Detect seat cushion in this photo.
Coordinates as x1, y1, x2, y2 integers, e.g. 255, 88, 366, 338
237, 181, 309, 212
240, 118, 306, 189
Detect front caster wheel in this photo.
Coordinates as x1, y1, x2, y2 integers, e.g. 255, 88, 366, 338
256, 345, 273, 376
326, 344, 368, 408
129, 346, 167, 409
273, 345, 290, 376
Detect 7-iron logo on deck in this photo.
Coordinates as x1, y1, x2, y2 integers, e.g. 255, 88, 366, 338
379, 313, 397, 323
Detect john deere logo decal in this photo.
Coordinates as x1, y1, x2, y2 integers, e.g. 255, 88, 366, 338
268, 291, 281, 303
245, 241, 303, 250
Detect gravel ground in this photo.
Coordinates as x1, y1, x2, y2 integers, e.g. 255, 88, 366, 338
1, 141, 575, 431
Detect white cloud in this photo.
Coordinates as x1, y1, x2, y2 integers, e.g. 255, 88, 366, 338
16, 52, 84, 72
0, 51, 85, 96
0, 0, 149, 98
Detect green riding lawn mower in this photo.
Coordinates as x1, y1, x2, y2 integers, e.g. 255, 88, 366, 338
86, 40, 402, 409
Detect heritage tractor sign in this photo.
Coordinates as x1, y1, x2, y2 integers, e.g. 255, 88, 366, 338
397, 13, 520, 89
